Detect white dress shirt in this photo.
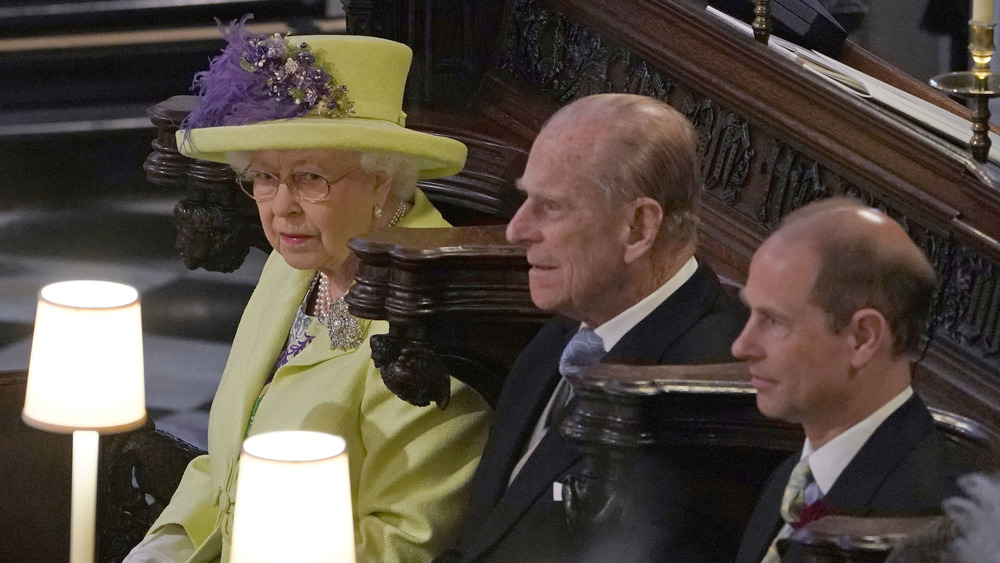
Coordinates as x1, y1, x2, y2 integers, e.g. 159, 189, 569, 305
773, 386, 914, 537
803, 386, 914, 496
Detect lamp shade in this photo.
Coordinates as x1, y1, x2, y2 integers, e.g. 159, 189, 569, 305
231, 431, 356, 563
22, 280, 146, 433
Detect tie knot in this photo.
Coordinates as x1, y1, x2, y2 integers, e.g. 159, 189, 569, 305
780, 459, 814, 525
559, 328, 606, 377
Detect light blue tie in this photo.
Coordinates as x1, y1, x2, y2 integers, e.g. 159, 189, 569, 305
548, 328, 606, 427
558, 327, 606, 377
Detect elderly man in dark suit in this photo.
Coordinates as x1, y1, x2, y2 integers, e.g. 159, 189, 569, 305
733, 198, 978, 563
435, 94, 748, 562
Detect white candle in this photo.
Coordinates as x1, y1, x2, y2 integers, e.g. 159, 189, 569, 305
973, 0, 994, 23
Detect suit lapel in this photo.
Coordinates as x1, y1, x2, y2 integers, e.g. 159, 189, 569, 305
735, 395, 934, 563
464, 264, 727, 560
459, 322, 575, 554
821, 394, 934, 513
606, 263, 721, 363
221, 258, 313, 446
736, 455, 796, 563
463, 428, 580, 560
490, 323, 574, 497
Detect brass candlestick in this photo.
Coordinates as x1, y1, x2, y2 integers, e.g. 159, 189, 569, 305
752, 0, 773, 45
930, 20, 1000, 163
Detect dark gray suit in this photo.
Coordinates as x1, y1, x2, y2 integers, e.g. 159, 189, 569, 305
735, 393, 977, 563
436, 263, 749, 562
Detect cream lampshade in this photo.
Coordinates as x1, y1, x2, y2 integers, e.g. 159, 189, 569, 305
231, 431, 356, 563
23, 280, 146, 432
22, 280, 147, 563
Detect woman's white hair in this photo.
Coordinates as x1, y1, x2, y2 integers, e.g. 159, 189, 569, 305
358, 151, 419, 201
225, 150, 419, 201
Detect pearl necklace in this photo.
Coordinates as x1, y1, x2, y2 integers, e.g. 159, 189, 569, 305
314, 273, 365, 350
314, 200, 407, 350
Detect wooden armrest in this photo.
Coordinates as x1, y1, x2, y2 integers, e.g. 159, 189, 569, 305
785, 514, 952, 563
98, 425, 206, 561
346, 225, 549, 408
562, 362, 802, 450
552, 362, 801, 559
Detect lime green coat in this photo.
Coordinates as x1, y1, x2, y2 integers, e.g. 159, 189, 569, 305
150, 191, 490, 562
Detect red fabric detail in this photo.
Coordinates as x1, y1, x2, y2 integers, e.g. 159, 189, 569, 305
790, 498, 834, 530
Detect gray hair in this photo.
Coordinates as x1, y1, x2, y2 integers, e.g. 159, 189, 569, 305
547, 94, 702, 248
225, 150, 419, 201
358, 151, 419, 201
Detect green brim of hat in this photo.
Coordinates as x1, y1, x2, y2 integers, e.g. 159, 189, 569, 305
177, 115, 467, 179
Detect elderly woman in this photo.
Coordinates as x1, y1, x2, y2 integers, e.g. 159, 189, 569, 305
125, 25, 489, 563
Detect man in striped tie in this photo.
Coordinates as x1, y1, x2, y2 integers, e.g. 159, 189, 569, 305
434, 93, 749, 562
733, 198, 979, 563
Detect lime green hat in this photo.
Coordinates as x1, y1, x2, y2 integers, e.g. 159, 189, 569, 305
176, 27, 466, 179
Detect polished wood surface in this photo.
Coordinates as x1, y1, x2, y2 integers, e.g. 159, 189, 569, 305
787, 515, 951, 563
561, 363, 794, 451
347, 225, 547, 407
343, 1, 1000, 559
130, 0, 1000, 559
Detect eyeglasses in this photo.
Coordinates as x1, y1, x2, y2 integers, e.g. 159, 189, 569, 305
236, 168, 356, 203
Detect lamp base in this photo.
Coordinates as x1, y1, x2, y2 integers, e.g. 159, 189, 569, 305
71, 430, 98, 563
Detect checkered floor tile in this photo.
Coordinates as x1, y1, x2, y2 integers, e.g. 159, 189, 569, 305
0, 195, 266, 450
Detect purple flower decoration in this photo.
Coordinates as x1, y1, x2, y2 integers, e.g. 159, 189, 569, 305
277, 334, 316, 368
181, 15, 354, 134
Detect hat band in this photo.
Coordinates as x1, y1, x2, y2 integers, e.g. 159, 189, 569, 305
326, 102, 406, 127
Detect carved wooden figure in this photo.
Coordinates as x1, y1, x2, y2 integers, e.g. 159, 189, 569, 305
346, 225, 548, 407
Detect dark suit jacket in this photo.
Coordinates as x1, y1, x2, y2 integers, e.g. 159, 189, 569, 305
735, 393, 977, 563
436, 262, 749, 563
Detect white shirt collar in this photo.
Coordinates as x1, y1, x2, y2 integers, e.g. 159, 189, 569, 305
801, 386, 914, 495
589, 256, 698, 351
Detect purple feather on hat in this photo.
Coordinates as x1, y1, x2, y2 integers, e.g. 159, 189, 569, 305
178, 15, 354, 155
181, 15, 309, 133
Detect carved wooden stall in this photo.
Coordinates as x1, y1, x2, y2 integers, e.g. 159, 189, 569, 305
335, 0, 1000, 559
558, 362, 802, 559
137, 0, 1000, 560
561, 362, 998, 561
230, 0, 1000, 426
